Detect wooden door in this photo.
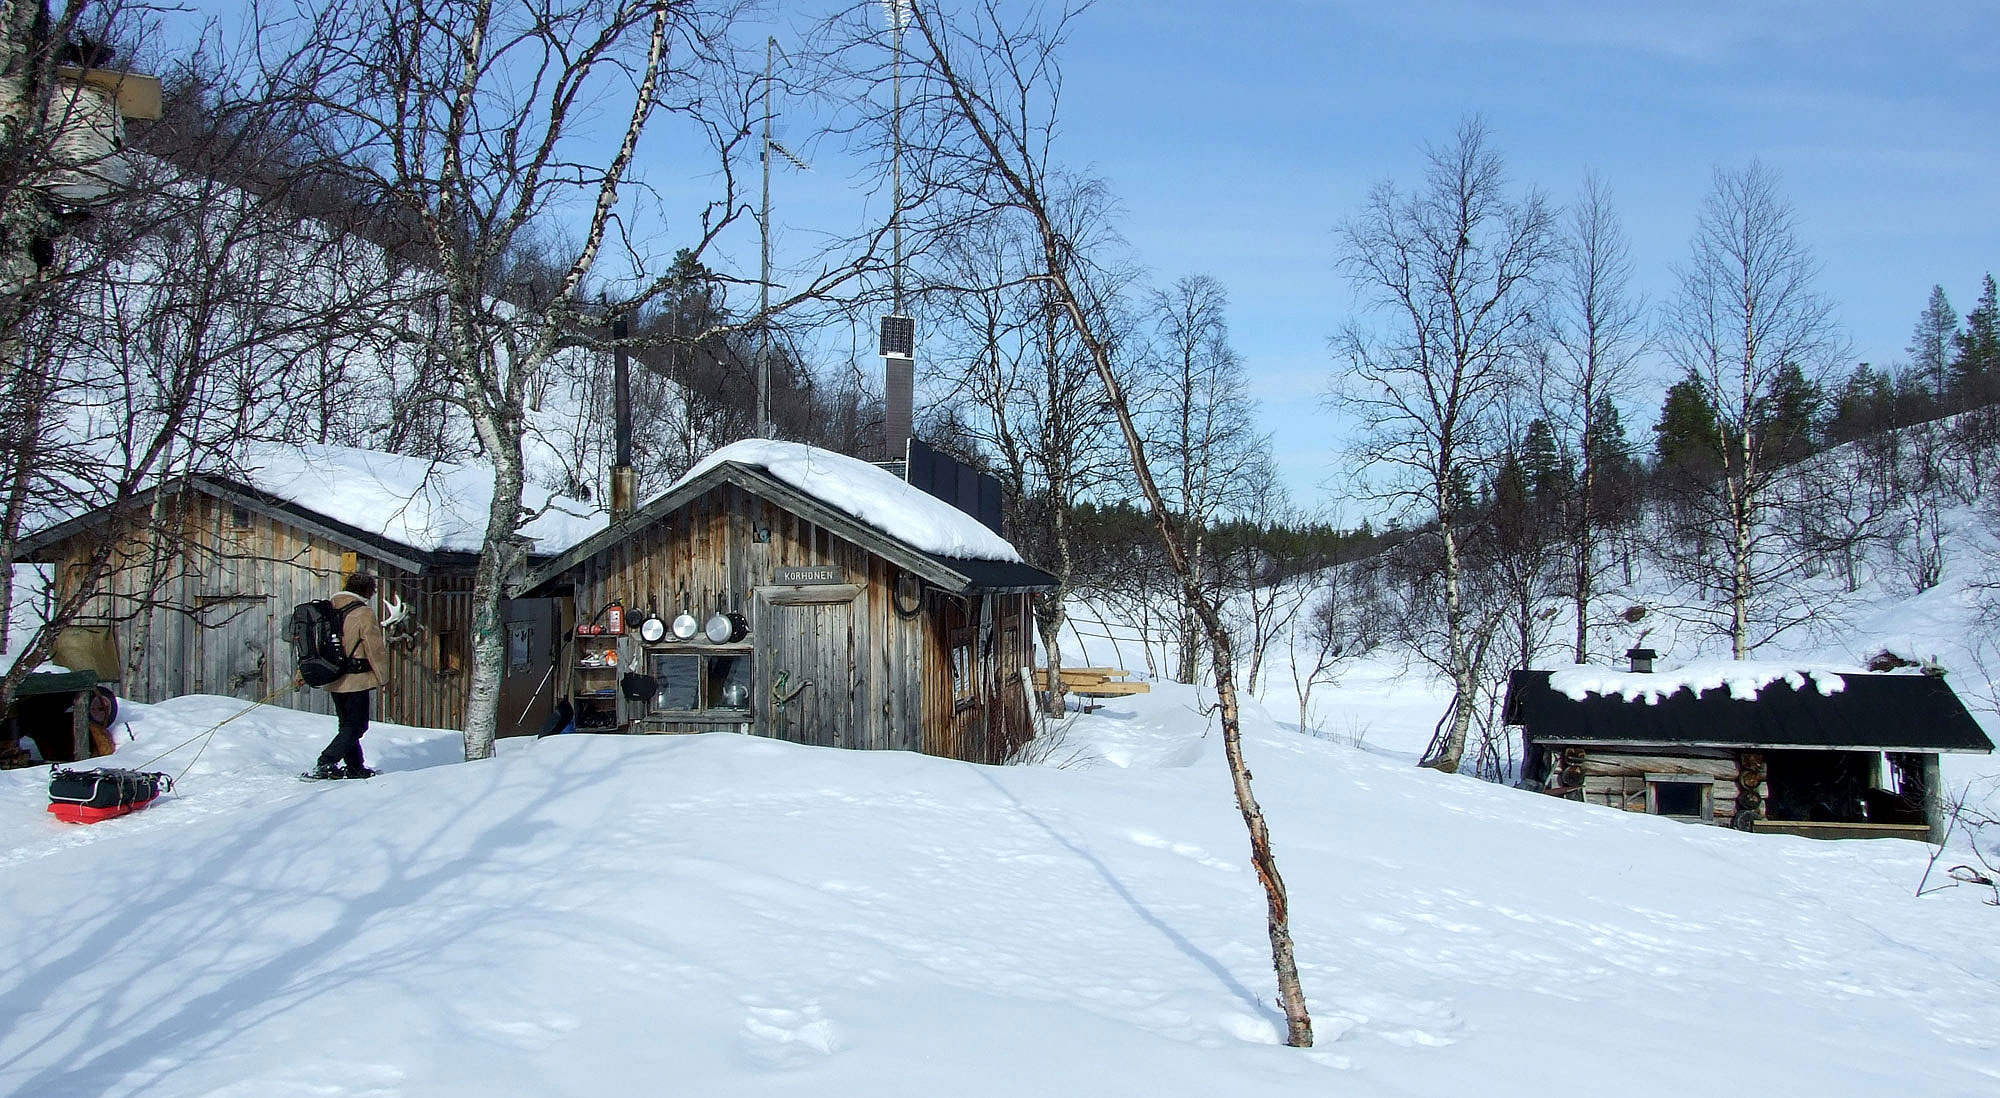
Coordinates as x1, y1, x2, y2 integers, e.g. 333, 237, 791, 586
498, 598, 560, 737
755, 594, 854, 748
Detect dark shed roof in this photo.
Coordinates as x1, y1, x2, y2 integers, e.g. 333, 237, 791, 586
1503, 669, 1994, 754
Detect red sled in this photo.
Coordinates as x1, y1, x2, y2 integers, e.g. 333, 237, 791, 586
46, 767, 172, 825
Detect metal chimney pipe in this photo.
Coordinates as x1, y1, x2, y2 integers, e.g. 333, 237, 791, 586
880, 313, 914, 461
610, 312, 636, 519
884, 358, 913, 460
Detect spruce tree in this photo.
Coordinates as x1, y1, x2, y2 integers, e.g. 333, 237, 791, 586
1908, 285, 1957, 403
1952, 274, 1999, 408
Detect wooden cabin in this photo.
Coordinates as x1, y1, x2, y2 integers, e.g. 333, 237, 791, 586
1504, 660, 1994, 843
16, 444, 597, 736
516, 440, 1056, 764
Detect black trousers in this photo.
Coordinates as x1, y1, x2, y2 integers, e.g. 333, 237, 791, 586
318, 689, 372, 770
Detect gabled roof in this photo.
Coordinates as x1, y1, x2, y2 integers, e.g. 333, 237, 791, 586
1503, 668, 1994, 754
19, 475, 464, 575
16, 441, 599, 576
519, 455, 1056, 596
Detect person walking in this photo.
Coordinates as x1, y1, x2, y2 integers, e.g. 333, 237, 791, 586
308, 572, 388, 779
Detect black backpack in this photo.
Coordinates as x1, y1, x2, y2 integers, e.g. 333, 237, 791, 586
289, 599, 372, 688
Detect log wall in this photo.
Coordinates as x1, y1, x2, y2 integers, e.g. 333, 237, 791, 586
1572, 749, 1768, 825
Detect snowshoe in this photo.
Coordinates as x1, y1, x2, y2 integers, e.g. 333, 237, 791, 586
299, 763, 346, 782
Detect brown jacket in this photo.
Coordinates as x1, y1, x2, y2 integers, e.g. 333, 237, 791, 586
327, 591, 388, 694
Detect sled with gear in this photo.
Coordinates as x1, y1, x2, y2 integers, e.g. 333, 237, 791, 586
46, 765, 173, 824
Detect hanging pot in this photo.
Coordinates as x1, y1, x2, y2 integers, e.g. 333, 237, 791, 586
637, 608, 666, 643
671, 608, 700, 640
704, 609, 748, 644
704, 611, 731, 644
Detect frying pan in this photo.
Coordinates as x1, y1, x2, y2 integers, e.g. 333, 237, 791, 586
704, 609, 749, 644
671, 596, 700, 640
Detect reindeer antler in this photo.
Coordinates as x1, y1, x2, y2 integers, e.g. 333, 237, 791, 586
379, 593, 408, 629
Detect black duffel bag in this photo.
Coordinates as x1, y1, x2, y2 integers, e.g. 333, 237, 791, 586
49, 766, 173, 809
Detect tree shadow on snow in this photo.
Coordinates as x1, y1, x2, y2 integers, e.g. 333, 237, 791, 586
970, 769, 1278, 1030
0, 743, 633, 1096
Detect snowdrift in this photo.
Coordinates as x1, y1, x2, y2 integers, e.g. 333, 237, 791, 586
3, 684, 1997, 1097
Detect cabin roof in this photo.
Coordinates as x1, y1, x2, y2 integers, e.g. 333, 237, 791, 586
675, 440, 1023, 562
521, 452, 1057, 596
1503, 668, 1995, 754
16, 444, 598, 574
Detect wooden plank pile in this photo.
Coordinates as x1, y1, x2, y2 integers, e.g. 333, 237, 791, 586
1032, 666, 1150, 706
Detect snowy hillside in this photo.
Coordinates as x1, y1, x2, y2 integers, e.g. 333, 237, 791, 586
4, 682, 1997, 1097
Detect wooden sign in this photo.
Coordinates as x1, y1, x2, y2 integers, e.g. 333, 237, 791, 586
775, 565, 843, 585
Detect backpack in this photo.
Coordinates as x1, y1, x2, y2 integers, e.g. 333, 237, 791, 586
289, 599, 372, 688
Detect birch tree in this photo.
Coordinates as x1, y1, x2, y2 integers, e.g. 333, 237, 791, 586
921, 195, 1129, 715
875, 0, 1316, 1045
1331, 117, 1555, 773
1144, 274, 1272, 686
1659, 161, 1847, 658
266, 0, 895, 758
1545, 175, 1645, 663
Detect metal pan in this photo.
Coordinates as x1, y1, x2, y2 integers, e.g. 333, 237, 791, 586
671, 609, 700, 640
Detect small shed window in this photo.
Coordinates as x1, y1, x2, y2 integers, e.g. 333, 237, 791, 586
229, 505, 252, 530
507, 622, 533, 673
1648, 776, 1712, 820
949, 626, 978, 709
437, 630, 464, 675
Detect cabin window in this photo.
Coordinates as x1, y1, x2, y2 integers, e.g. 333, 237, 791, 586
437, 630, 464, 675
950, 626, 978, 710
229, 505, 251, 530
648, 650, 750, 712
1648, 777, 1712, 820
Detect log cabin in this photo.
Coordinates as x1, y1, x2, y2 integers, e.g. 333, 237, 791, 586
514, 439, 1057, 764
15, 443, 600, 737
1504, 651, 1994, 843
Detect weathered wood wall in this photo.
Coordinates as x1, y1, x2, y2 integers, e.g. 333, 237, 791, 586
48, 487, 474, 731
557, 482, 1036, 763
921, 591, 1036, 764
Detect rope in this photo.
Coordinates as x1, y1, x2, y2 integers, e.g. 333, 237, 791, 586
131, 683, 301, 783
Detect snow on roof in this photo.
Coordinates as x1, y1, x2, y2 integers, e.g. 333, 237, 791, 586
1546, 659, 1881, 705
667, 439, 1022, 563
233, 443, 602, 555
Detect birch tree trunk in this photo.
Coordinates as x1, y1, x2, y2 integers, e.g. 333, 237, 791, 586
902, 0, 1314, 1045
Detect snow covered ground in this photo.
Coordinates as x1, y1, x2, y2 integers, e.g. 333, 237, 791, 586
5, 681, 1997, 1097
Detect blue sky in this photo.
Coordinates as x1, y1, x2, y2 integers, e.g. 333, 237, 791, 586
155, 1, 1996, 513
1024, 0, 1998, 508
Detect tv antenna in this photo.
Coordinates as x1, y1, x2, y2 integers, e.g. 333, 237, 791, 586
760, 35, 811, 439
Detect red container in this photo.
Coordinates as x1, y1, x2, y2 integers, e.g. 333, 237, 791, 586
48, 797, 158, 824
